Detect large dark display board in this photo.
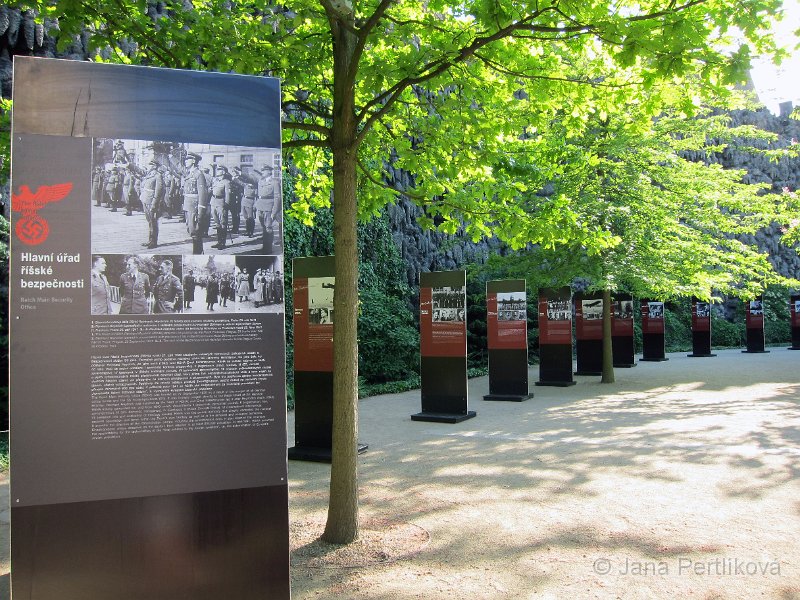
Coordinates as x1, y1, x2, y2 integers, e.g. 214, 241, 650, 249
536, 287, 576, 386
574, 291, 603, 376
688, 297, 716, 358
413, 270, 475, 422
611, 294, 636, 368
484, 280, 532, 401
790, 295, 800, 350
290, 256, 367, 461
743, 295, 769, 353
10, 58, 290, 599
640, 300, 668, 361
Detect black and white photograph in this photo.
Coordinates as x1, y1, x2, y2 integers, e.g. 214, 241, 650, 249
795, 300, 800, 315
180, 255, 236, 314
307, 275, 335, 324
91, 138, 282, 256
695, 302, 711, 318
90, 253, 183, 315
582, 299, 603, 321
233, 256, 284, 314
432, 286, 465, 323
546, 299, 571, 321
647, 301, 665, 319
749, 299, 764, 315
614, 300, 634, 320
498, 292, 526, 321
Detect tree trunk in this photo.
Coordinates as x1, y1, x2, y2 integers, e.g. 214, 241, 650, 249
323, 9, 360, 545
601, 288, 615, 383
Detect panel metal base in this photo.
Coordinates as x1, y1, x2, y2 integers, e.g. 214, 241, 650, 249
742, 350, 770, 354
287, 443, 368, 463
482, 393, 534, 402
640, 357, 669, 362
687, 353, 717, 358
574, 370, 601, 376
411, 411, 477, 423
535, 380, 577, 387
613, 363, 637, 368
788, 346, 800, 350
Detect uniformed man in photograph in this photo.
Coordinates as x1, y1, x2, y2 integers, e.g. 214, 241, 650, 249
229, 166, 244, 234
153, 259, 184, 313
119, 256, 151, 314
105, 166, 122, 211
182, 152, 209, 254
90, 255, 114, 315
210, 165, 231, 250
92, 167, 105, 207
237, 168, 258, 237
140, 160, 164, 249
255, 163, 281, 253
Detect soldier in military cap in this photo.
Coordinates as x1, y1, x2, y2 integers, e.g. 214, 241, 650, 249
210, 165, 231, 249
255, 162, 281, 253
119, 256, 152, 314
153, 259, 184, 313
92, 167, 105, 207
229, 166, 245, 234
140, 160, 164, 249
182, 152, 210, 254
237, 167, 258, 237
104, 165, 123, 211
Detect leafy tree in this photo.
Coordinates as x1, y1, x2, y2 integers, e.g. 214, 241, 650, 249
20, 0, 790, 543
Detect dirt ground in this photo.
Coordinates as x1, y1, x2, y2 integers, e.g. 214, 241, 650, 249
1, 347, 799, 599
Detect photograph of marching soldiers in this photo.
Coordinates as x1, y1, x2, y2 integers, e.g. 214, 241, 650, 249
91, 138, 282, 256
90, 254, 184, 315
182, 255, 237, 314
613, 299, 634, 320
647, 301, 665, 319
235, 256, 285, 314
497, 293, 527, 322
431, 286, 465, 323
582, 299, 603, 321
307, 276, 334, 324
546, 298, 571, 322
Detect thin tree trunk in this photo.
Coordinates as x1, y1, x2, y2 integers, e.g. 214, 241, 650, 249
323, 9, 360, 545
601, 288, 615, 383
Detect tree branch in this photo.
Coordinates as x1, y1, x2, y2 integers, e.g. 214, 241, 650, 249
284, 138, 331, 148
283, 121, 332, 136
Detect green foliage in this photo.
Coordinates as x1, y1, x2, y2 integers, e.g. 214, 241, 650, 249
0, 432, 7, 472
357, 288, 419, 382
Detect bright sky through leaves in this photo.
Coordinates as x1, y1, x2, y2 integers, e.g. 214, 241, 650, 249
750, 0, 800, 113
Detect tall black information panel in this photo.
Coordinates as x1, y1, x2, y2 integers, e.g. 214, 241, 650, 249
640, 300, 668, 361
484, 279, 532, 401
743, 296, 769, 353
10, 58, 290, 599
574, 291, 603, 376
289, 256, 367, 461
413, 271, 475, 422
536, 287, 576, 386
688, 297, 716, 358
611, 294, 637, 368
790, 295, 800, 350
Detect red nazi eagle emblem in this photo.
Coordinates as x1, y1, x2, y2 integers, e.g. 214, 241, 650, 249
11, 183, 73, 245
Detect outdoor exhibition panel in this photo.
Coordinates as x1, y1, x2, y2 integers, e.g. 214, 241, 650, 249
574, 291, 603, 376
743, 295, 768, 353
640, 299, 668, 361
611, 293, 636, 368
484, 279, 532, 401
413, 270, 475, 422
791, 294, 800, 350
290, 255, 367, 461
688, 297, 716, 358
10, 57, 290, 599
536, 287, 576, 386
